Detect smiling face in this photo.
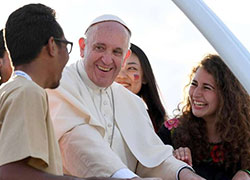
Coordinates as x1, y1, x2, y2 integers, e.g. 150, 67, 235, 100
83, 21, 130, 88
189, 67, 219, 122
47, 36, 69, 89
115, 52, 143, 94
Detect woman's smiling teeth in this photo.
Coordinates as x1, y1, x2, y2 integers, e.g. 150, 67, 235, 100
97, 65, 112, 72
194, 100, 206, 106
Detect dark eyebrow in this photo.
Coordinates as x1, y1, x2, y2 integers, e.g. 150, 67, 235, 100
204, 83, 215, 89
127, 62, 139, 65
113, 48, 123, 53
94, 43, 105, 46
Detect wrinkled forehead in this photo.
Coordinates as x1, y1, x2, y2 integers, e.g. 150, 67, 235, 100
86, 22, 130, 48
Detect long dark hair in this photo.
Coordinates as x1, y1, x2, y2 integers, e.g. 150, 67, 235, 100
131, 43, 168, 132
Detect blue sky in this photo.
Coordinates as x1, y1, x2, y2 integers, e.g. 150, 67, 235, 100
1, 0, 250, 115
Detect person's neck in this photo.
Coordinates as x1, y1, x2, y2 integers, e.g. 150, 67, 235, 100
205, 117, 221, 143
15, 60, 48, 88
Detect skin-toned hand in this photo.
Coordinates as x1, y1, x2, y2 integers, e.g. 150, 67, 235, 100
232, 170, 250, 180
179, 168, 206, 180
174, 147, 193, 166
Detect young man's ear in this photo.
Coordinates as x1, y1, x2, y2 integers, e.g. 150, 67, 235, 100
122, 49, 131, 67
47, 37, 57, 57
78, 37, 86, 58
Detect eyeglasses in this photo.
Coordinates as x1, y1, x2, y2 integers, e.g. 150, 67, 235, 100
54, 38, 73, 54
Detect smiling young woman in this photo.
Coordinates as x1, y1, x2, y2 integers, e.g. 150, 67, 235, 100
158, 54, 250, 180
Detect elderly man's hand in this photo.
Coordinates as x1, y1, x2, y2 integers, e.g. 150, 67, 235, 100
179, 168, 206, 180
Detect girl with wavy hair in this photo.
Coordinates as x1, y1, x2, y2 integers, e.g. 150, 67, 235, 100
158, 54, 250, 179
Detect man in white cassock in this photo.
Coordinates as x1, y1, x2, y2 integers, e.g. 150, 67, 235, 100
47, 14, 205, 180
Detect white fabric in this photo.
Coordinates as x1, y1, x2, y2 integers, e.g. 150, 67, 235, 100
112, 168, 137, 179
14, 70, 32, 80
85, 14, 131, 35
47, 59, 188, 179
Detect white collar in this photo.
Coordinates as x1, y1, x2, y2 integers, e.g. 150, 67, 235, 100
14, 70, 32, 81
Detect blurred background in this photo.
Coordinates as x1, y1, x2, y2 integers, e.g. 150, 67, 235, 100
1, 0, 249, 115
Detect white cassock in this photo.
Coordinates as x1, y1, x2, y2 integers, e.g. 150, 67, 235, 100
47, 60, 188, 180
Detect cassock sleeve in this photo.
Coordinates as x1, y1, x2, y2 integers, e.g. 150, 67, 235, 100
59, 124, 128, 177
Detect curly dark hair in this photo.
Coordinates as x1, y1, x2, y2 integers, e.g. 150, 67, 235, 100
173, 54, 250, 172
